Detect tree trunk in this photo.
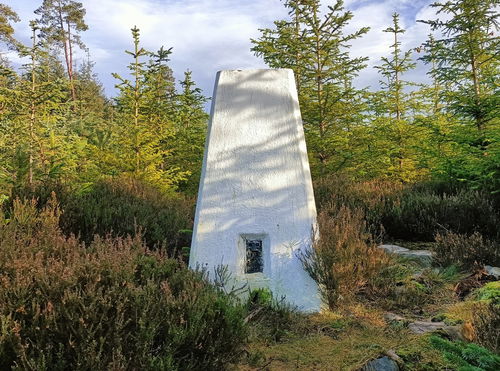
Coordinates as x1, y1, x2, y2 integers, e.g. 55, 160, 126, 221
67, 20, 76, 101
29, 27, 36, 187
56, 1, 76, 101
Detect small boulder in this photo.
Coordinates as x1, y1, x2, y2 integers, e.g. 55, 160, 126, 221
383, 312, 405, 323
398, 250, 434, 267
378, 245, 410, 254
362, 356, 399, 371
378, 245, 434, 267
408, 320, 446, 334
485, 265, 500, 279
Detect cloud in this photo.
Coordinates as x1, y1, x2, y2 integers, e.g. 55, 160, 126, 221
5, 0, 438, 100
341, 0, 439, 89
79, 0, 290, 95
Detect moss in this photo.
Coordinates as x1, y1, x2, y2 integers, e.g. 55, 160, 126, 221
476, 281, 500, 302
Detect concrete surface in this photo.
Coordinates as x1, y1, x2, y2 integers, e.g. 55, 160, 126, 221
189, 69, 321, 312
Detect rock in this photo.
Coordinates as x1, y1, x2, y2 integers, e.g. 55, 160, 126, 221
378, 245, 434, 267
398, 250, 434, 267
383, 312, 405, 323
408, 320, 461, 338
385, 349, 404, 365
442, 325, 465, 342
362, 356, 400, 371
485, 265, 500, 279
378, 245, 410, 254
408, 320, 446, 334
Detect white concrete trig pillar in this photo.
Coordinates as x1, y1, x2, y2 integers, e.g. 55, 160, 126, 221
189, 69, 321, 312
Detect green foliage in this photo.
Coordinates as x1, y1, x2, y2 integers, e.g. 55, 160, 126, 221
420, 0, 499, 132
370, 13, 428, 182
35, 0, 89, 100
63, 177, 193, 252
476, 282, 500, 302
1, 14, 207, 199
430, 335, 500, 371
383, 188, 500, 242
315, 176, 500, 243
111, 27, 187, 192
15, 177, 194, 253
314, 175, 403, 240
419, 0, 500, 192
1, 0, 498, 206
0, 3, 19, 49
0, 198, 247, 370
166, 70, 208, 195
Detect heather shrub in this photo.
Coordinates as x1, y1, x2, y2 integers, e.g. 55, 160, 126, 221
11, 177, 194, 252
471, 298, 500, 353
0, 198, 246, 370
314, 176, 499, 242
298, 205, 392, 309
313, 176, 402, 238
434, 231, 500, 268
383, 188, 500, 242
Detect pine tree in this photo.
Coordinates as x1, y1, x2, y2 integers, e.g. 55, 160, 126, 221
371, 13, 428, 182
35, 0, 88, 100
168, 70, 208, 194
419, 0, 500, 191
420, 0, 499, 132
142, 46, 176, 139
112, 26, 186, 192
0, 3, 19, 51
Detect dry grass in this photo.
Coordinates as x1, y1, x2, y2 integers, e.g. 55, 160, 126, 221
237, 304, 449, 371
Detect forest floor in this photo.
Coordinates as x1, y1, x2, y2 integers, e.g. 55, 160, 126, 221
238, 309, 446, 370
236, 243, 495, 371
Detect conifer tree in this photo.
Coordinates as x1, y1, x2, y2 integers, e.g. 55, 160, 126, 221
420, 0, 499, 190
169, 70, 208, 194
0, 3, 18, 122
35, 0, 88, 100
142, 46, 176, 138
420, 0, 499, 132
371, 13, 427, 182
0, 3, 19, 51
112, 26, 186, 192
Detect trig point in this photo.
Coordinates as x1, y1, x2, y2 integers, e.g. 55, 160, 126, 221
189, 69, 321, 312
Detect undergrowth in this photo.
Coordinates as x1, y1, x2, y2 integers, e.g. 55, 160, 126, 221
298, 205, 392, 309
434, 231, 500, 268
10, 177, 195, 253
430, 336, 500, 371
314, 176, 500, 243
0, 197, 246, 370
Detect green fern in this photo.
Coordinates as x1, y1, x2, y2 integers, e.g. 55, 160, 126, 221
430, 335, 500, 371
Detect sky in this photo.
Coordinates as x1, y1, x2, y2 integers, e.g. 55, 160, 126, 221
5, 0, 440, 102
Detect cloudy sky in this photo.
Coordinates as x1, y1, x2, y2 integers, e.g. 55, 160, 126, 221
6, 0, 440, 101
